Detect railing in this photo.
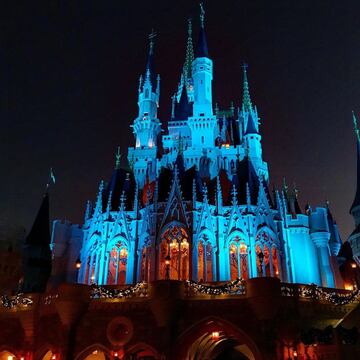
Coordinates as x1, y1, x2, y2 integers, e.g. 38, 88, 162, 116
185, 279, 246, 297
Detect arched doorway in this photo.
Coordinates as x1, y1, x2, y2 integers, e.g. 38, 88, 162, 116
0, 352, 17, 360
42, 351, 55, 360
175, 318, 263, 360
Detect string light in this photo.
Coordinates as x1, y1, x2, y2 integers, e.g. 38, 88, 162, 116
1, 293, 33, 309
186, 278, 245, 295
91, 282, 146, 299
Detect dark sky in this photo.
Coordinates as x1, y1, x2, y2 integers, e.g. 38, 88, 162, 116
3, 0, 360, 241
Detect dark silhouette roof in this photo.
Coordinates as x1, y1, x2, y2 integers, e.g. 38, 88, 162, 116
174, 85, 193, 120
350, 140, 360, 213
231, 157, 260, 205
195, 26, 209, 58
25, 192, 50, 246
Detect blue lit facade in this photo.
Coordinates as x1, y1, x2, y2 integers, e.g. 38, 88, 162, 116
52, 9, 344, 289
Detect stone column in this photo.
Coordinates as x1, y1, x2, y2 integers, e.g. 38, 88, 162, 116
311, 232, 335, 288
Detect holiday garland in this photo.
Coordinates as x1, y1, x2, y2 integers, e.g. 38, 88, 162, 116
299, 284, 360, 306
0, 293, 33, 309
186, 278, 246, 295
90, 281, 147, 299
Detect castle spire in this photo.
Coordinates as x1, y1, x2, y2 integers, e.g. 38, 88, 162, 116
145, 29, 157, 86
242, 63, 252, 113
350, 111, 360, 214
115, 146, 121, 169
184, 18, 194, 78
195, 2, 209, 58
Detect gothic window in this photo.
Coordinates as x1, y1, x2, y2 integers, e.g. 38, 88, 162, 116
198, 239, 213, 282
159, 225, 189, 280
201, 136, 204, 144
145, 89, 149, 98
229, 237, 249, 280
256, 231, 278, 278
107, 243, 128, 285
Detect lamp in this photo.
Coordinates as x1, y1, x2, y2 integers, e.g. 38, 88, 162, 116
75, 258, 81, 269
351, 262, 357, 269
212, 331, 220, 340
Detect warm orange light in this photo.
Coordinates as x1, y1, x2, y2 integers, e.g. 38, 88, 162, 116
51, 355, 56, 360
293, 350, 298, 357
275, 270, 279, 275
345, 284, 354, 291
20, 357, 25, 360
93, 350, 98, 355
114, 352, 118, 357
212, 331, 220, 340
75, 258, 81, 269
165, 258, 171, 266
8, 356, 13, 360
351, 263, 357, 269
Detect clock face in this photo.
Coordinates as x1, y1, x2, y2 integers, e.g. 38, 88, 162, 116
107, 316, 134, 346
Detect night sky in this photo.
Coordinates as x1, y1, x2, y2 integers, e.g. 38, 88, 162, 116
4, 1, 360, 241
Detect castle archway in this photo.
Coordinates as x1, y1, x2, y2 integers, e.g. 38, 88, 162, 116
175, 317, 263, 360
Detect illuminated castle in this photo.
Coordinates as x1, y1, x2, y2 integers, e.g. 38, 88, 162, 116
52, 5, 343, 290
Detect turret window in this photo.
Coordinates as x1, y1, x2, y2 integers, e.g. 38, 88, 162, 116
145, 89, 149, 98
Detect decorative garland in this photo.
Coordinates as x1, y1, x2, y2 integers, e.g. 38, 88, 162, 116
0, 293, 33, 309
186, 278, 246, 295
300, 285, 360, 306
90, 282, 147, 299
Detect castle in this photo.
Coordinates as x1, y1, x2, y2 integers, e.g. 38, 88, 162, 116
52, 5, 344, 290
3, 5, 360, 360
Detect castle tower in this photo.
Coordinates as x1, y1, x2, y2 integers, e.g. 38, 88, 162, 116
188, 3, 217, 148
239, 65, 267, 180
349, 111, 360, 265
128, 31, 161, 186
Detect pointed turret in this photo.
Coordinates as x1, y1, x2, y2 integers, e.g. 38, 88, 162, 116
190, 2, 214, 120
174, 83, 193, 120
22, 192, 52, 293
244, 111, 258, 135
144, 29, 157, 88
195, 3, 209, 58
350, 111, 360, 214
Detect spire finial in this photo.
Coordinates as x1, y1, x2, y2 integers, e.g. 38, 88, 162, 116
200, 2, 205, 28
115, 146, 121, 169
242, 63, 252, 113
148, 29, 157, 53
353, 111, 360, 142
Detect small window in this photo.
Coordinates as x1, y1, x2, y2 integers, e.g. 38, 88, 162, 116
145, 89, 149, 98
200, 113, 205, 116
201, 136, 204, 144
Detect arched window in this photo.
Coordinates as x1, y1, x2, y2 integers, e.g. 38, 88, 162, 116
159, 225, 189, 280
107, 243, 128, 285
140, 246, 151, 282
256, 231, 278, 278
229, 237, 249, 280
197, 239, 213, 282
145, 89, 149, 98
201, 136, 204, 144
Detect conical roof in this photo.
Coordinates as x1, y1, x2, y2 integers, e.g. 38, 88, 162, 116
25, 192, 50, 246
